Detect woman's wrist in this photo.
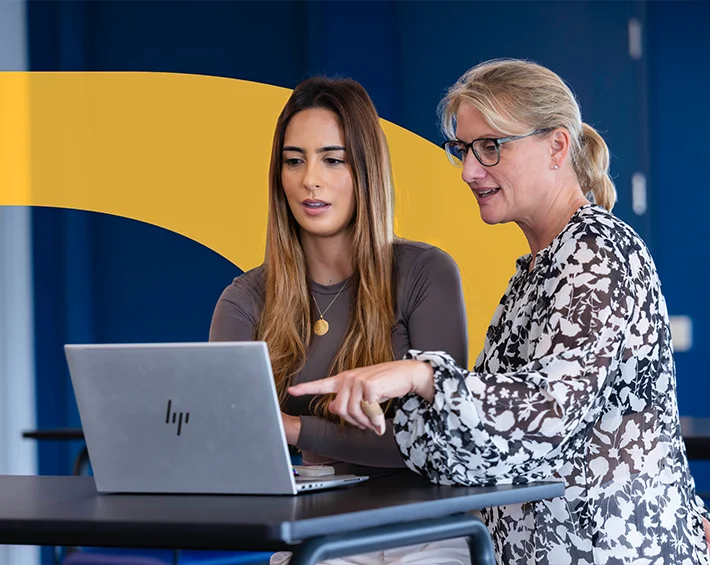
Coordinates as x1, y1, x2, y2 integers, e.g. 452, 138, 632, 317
411, 360, 435, 402
282, 413, 302, 445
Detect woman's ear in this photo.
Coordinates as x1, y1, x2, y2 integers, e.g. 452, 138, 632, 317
549, 128, 571, 168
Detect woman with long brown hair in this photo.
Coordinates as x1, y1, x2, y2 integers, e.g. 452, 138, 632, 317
210, 76, 470, 564
210, 76, 467, 480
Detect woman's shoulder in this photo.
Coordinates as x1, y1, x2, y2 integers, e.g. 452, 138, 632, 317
210, 265, 266, 341
569, 204, 644, 242
218, 264, 266, 309
393, 239, 462, 301
393, 239, 460, 276
554, 204, 654, 277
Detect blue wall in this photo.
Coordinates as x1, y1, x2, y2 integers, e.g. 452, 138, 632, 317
646, 0, 710, 493
647, 0, 710, 416
26, 0, 709, 486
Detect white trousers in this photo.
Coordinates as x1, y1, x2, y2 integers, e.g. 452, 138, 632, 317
270, 536, 471, 565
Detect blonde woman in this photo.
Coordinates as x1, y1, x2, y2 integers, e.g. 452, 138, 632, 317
291, 60, 710, 564
210, 77, 471, 565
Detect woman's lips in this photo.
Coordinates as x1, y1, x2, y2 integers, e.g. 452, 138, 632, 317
472, 187, 501, 200
302, 200, 331, 216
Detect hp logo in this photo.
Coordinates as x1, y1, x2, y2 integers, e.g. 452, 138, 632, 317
165, 400, 190, 436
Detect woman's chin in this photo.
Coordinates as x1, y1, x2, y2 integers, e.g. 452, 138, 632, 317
298, 223, 350, 240
478, 207, 504, 226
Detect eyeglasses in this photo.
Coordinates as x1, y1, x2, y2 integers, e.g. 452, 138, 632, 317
441, 128, 552, 168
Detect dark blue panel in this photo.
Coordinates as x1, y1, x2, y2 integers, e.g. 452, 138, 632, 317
305, 1, 401, 121
30, 0, 308, 88
26, 0, 61, 70
92, 213, 243, 344
647, 0, 710, 418
32, 208, 74, 476
33, 209, 97, 473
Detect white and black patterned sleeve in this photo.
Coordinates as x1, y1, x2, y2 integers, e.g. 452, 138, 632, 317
394, 232, 633, 486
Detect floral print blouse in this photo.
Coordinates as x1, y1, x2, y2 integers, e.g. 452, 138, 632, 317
394, 204, 709, 564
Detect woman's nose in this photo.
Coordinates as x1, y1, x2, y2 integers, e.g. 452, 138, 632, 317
461, 151, 488, 184
303, 162, 322, 190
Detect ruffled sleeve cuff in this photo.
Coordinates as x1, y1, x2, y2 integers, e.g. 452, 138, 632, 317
392, 349, 479, 485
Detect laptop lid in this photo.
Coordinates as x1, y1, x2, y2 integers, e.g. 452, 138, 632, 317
65, 342, 304, 495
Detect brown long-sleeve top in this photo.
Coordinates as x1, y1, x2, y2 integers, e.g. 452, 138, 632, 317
209, 240, 468, 471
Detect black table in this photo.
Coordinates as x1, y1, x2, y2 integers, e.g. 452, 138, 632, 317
0, 473, 563, 565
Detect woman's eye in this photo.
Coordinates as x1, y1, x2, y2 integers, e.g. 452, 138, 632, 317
284, 158, 302, 166
324, 158, 345, 166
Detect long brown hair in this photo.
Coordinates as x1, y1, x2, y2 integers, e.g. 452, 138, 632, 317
257, 77, 396, 420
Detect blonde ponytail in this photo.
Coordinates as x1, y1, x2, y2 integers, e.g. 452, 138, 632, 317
575, 123, 616, 211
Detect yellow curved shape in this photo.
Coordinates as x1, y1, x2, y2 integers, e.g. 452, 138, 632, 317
0, 72, 526, 363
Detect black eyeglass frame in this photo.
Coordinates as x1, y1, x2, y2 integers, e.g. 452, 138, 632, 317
441, 128, 553, 167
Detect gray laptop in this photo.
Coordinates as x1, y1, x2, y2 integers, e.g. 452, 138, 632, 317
64, 342, 368, 495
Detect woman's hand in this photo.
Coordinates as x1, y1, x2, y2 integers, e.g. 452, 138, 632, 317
288, 359, 434, 436
281, 412, 301, 446
703, 516, 710, 549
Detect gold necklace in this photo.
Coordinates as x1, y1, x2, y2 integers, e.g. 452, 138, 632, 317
312, 276, 352, 336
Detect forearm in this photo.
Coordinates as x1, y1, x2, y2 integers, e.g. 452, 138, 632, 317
296, 415, 408, 468
282, 412, 301, 445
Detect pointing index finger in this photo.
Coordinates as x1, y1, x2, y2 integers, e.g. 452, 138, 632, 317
288, 376, 339, 396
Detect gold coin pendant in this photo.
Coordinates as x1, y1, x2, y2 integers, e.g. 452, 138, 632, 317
313, 318, 329, 336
